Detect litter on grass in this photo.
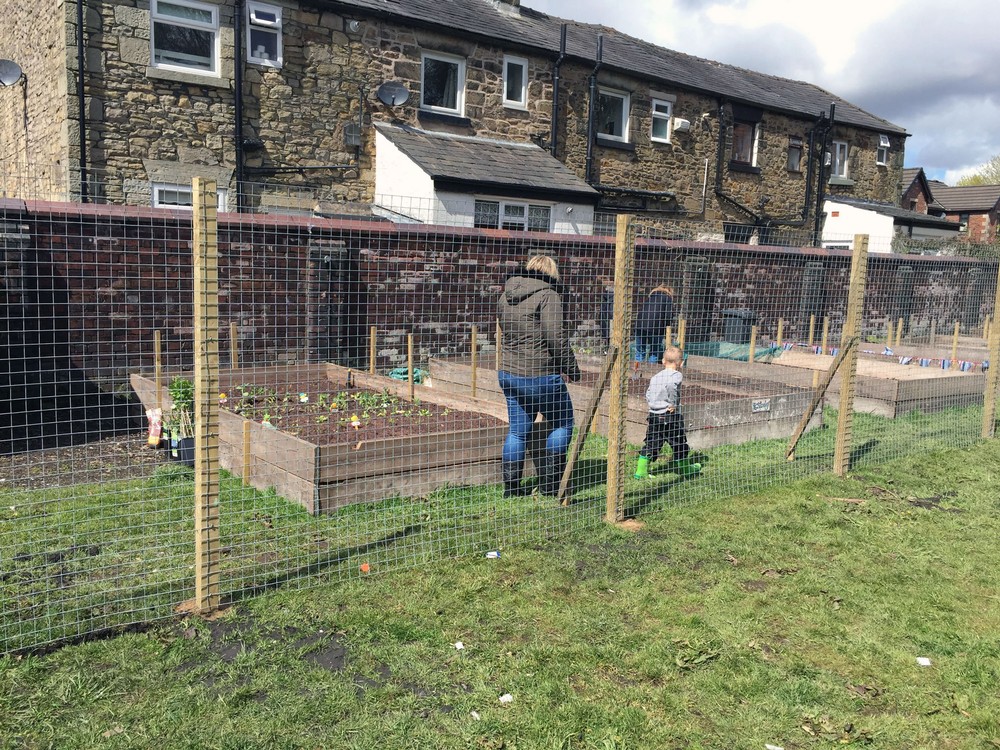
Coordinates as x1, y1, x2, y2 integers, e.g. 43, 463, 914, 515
486, 550, 501, 559
917, 656, 932, 666
454, 641, 465, 650
499, 693, 513, 704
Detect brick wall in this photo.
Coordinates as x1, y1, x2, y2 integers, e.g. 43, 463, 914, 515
4, 202, 994, 391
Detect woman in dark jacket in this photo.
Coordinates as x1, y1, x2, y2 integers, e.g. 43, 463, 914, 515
634, 285, 675, 362
497, 254, 580, 498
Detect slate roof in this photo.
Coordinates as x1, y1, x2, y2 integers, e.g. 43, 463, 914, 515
827, 197, 958, 229
930, 185, 1000, 212
321, 0, 906, 134
375, 122, 600, 199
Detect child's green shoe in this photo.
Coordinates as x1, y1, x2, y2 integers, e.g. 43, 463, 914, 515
634, 455, 653, 479
675, 458, 702, 476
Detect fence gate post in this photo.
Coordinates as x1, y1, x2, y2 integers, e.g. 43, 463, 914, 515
607, 214, 636, 523
192, 178, 222, 613
982, 261, 1000, 437
833, 234, 869, 476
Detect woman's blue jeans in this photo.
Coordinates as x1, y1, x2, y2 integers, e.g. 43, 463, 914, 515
497, 372, 575, 467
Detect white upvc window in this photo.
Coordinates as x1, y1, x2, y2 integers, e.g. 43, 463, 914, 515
421, 52, 466, 115
831, 140, 849, 178
877, 134, 890, 166
151, 0, 220, 75
153, 182, 229, 212
596, 87, 630, 142
503, 55, 528, 109
247, 2, 282, 67
474, 199, 551, 232
650, 97, 674, 144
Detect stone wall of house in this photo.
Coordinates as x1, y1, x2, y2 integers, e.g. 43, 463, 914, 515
4, 202, 994, 392
0, 0, 71, 197
59, 1, 901, 233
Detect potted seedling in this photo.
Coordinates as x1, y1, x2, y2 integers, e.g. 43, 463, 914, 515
164, 376, 195, 467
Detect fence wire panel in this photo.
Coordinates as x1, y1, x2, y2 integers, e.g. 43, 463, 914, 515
625, 222, 853, 512
4, 166, 1000, 654
851, 235, 1000, 468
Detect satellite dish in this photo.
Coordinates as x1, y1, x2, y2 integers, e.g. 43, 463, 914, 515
376, 81, 410, 107
0, 59, 23, 87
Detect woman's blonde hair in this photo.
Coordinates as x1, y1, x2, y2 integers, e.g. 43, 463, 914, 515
651, 284, 674, 296
526, 254, 560, 280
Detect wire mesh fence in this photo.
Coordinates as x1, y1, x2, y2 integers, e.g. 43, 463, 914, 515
2, 170, 1000, 653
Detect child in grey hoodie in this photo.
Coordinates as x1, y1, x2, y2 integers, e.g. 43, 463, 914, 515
634, 346, 701, 479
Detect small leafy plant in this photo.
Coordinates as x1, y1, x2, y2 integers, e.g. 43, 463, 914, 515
164, 376, 195, 438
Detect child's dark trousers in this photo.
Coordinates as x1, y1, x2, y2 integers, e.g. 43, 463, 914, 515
640, 412, 691, 462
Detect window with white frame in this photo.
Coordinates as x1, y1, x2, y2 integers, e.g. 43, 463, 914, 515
421, 52, 466, 115
596, 88, 629, 142
877, 134, 890, 166
650, 97, 673, 143
153, 183, 229, 212
474, 200, 551, 232
731, 120, 758, 165
831, 140, 849, 178
247, 2, 282, 67
787, 136, 803, 172
503, 55, 528, 109
151, 0, 219, 75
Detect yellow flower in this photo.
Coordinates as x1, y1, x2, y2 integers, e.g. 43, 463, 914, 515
351, 414, 361, 429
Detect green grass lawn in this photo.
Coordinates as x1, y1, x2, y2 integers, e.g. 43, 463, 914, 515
2, 409, 999, 748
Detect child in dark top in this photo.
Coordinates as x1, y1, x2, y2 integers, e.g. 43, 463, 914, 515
633, 285, 674, 363
634, 345, 702, 479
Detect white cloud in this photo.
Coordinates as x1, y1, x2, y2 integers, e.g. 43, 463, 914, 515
525, 0, 1000, 183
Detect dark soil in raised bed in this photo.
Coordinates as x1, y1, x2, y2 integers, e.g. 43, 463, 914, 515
223, 379, 506, 446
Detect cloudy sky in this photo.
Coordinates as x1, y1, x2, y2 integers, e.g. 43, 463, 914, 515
525, 0, 1000, 184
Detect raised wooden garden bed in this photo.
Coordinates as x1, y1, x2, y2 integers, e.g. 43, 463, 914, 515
735, 349, 987, 418
427, 355, 820, 449
130, 364, 509, 514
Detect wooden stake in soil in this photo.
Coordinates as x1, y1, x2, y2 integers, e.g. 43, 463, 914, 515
895, 317, 904, 348
192, 177, 221, 614
748, 325, 758, 363
664, 325, 673, 351
821, 316, 830, 355
776, 318, 784, 349
242, 420, 251, 487
230, 322, 238, 369
369, 326, 377, 375
951, 321, 960, 369
407, 333, 415, 401
154, 330, 162, 413
982, 263, 1000, 438
677, 318, 687, 351
808, 314, 816, 347
833, 234, 869, 476
984, 315, 991, 342
470, 325, 478, 398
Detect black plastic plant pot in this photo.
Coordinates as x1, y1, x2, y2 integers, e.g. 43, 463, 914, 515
170, 435, 195, 467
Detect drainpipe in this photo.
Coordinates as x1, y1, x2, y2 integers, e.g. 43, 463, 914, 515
549, 23, 567, 158
584, 34, 603, 185
234, 0, 245, 212
75, 0, 89, 202
813, 102, 835, 241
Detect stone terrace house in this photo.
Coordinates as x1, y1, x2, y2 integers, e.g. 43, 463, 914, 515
0, 0, 908, 240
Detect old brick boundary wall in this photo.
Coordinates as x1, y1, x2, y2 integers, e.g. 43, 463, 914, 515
2, 200, 996, 392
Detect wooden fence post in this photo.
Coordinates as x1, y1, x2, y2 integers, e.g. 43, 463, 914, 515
833, 234, 869, 476
369, 326, 377, 375
776, 318, 784, 349
470, 325, 478, 398
950, 321, 960, 369
607, 214, 635, 524
748, 325, 758, 363
192, 177, 221, 614
982, 263, 1000, 437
